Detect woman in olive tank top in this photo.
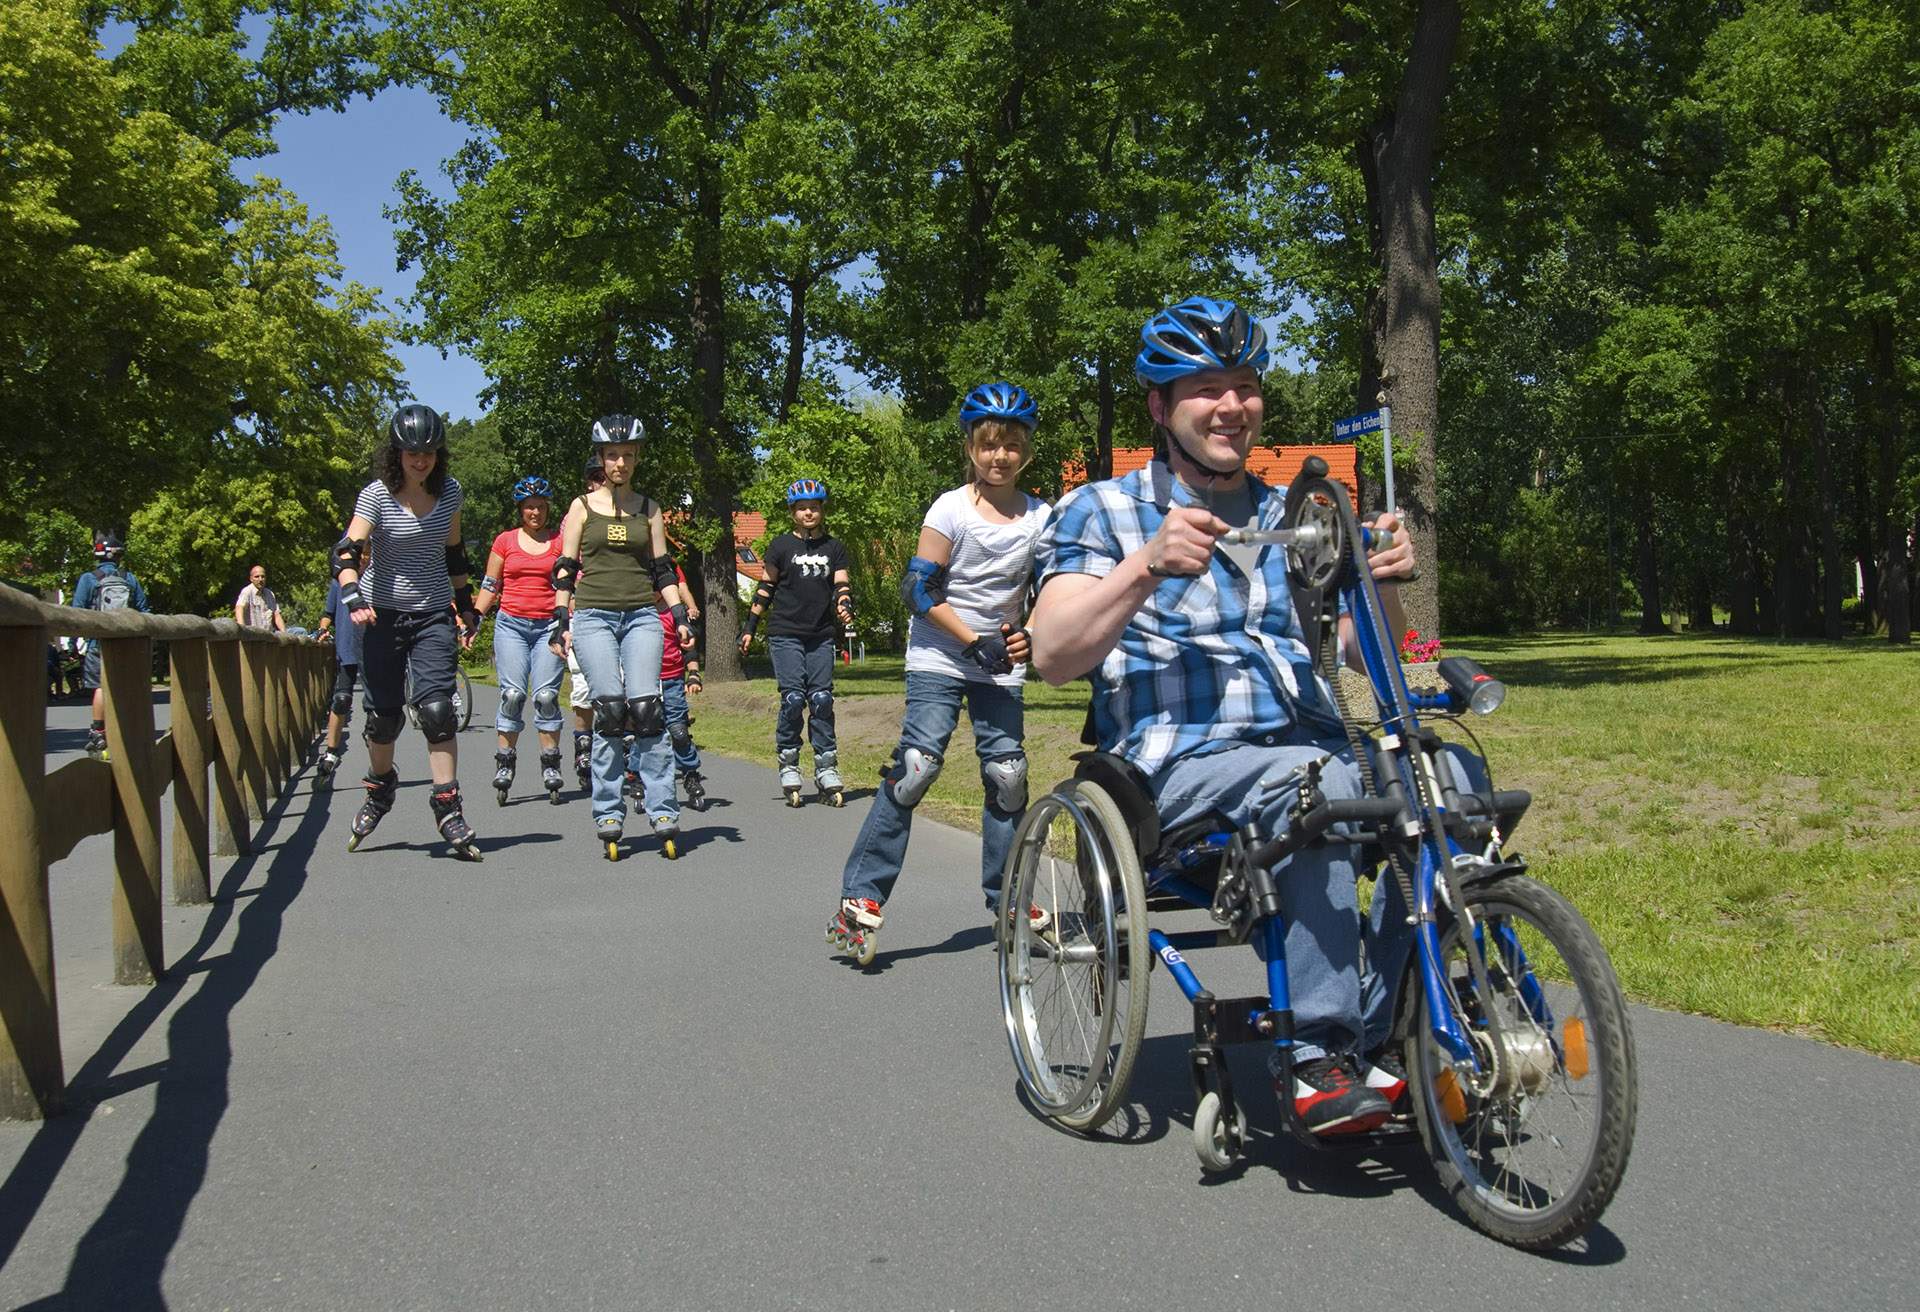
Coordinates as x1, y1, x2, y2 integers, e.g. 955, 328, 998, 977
548, 414, 694, 859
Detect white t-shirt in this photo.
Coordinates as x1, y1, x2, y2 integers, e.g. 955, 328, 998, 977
906, 486, 1051, 687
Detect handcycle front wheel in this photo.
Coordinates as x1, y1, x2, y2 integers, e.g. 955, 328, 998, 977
1407, 873, 1637, 1250
998, 780, 1150, 1133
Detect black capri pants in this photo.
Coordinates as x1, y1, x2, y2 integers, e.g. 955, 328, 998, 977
361, 608, 456, 713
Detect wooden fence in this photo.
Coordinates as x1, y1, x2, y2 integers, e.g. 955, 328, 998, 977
0, 588, 333, 1120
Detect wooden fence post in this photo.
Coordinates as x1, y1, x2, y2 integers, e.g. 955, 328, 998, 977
208, 638, 249, 857
280, 644, 305, 769
239, 641, 268, 820
264, 642, 287, 792
0, 626, 63, 1118
169, 638, 212, 904
102, 636, 163, 985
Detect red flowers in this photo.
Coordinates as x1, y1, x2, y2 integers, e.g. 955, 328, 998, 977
1400, 628, 1442, 663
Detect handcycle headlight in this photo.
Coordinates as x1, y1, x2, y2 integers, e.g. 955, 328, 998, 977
1438, 656, 1506, 716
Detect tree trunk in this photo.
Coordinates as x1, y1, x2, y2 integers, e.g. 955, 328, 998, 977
1871, 319, 1911, 643
1855, 450, 1879, 632
1809, 376, 1843, 640
691, 154, 744, 681
1726, 464, 1757, 634
1774, 376, 1805, 639
1356, 0, 1460, 641
778, 274, 808, 422
1092, 355, 1115, 482
1635, 498, 1663, 634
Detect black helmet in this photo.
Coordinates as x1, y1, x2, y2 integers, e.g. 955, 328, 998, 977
591, 414, 644, 446
582, 452, 605, 484
93, 531, 124, 560
388, 403, 446, 452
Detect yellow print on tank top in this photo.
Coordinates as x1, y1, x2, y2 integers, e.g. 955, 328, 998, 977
607, 522, 629, 545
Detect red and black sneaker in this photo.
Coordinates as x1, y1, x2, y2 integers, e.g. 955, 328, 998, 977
1361, 1049, 1411, 1122
1288, 1055, 1392, 1137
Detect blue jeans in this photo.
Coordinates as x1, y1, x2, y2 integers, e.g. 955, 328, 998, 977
840, 671, 1026, 910
768, 634, 837, 760
572, 607, 675, 826
492, 611, 566, 734
662, 675, 700, 772
1151, 738, 1488, 1063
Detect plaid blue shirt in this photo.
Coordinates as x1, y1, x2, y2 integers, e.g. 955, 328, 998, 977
1034, 460, 1344, 779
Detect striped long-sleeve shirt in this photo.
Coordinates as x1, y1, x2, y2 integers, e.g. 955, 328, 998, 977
351, 477, 464, 612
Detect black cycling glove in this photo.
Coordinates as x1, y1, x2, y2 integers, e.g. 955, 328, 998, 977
962, 632, 1015, 677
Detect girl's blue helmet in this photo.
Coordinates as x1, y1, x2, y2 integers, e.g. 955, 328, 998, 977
1135, 297, 1269, 386
785, 477, 828, 505
958, 381, 1038, 432
511, 475, 553, 503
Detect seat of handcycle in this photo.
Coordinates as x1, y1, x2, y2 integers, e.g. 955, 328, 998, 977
1070, 750, 1231, 914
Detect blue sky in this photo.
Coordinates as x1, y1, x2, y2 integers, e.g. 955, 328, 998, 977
261, 86, 492, 422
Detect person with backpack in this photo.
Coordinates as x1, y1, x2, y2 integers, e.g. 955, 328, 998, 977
71, 532, 151, 758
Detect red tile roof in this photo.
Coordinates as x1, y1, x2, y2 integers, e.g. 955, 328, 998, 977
1064, 445, 1359, 508
732, 511, 768, 580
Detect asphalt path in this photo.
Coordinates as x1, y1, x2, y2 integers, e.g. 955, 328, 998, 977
2, 686, 1915, 1310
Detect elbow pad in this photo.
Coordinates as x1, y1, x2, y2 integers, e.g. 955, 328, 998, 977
650, 553, 678, 593
551, 555, 581, 591
331, 536, 366, 578
445, 540, 472, 577
901, 557, 947, 618
751, 579, 775, 610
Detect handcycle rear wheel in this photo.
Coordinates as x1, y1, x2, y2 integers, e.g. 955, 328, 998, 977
998, 780, 1150, 1133
1407, 873, 1637, 1249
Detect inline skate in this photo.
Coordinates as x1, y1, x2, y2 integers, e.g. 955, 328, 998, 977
540, 748, 565, 803
313, 743, 342, 791
826, 897, 884, 967
598, 814, 624, 861
347, 769, 399, 851
651, 814, 680, 860
573, 730, 591, 789
814, 751, 846, 807
678, 768, 708, 811
779, 747, 804, 807
430, 781, 483, 860
492, 749, 516, 805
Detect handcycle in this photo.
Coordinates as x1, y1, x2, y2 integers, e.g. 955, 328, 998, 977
996, 458, 1637, 1249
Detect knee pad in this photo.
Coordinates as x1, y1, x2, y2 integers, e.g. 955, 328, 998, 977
330, 689, 354, 716
625, 695, 665, 738
533, 689, 562, 722
592, 697, 628, 738
670, 723, 695, 754
807, 689, 834, 722
778, 689, 805, 728
415, 696, 459, 744
363, 706, 403, 745
500, 686, 527, 721
887, 746, 942, 808
982, 753, 1028, 813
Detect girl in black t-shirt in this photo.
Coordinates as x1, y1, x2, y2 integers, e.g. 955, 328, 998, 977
738, 477, 853, 805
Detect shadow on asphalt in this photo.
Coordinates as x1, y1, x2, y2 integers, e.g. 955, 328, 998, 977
843, 924, 995, 975
0, 756, 334, 1308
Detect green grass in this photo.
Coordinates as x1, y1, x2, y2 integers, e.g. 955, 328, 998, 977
677, 634, 1920, 1060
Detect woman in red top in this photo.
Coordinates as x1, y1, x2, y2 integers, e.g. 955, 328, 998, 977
474, 475, 567, 803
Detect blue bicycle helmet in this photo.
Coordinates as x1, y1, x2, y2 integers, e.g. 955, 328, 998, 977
958, 381, 1038, 432
1134, 297, 1269, 386
785, 477, 828, 505
511, 475, 553, 503
591, 414, 644, 445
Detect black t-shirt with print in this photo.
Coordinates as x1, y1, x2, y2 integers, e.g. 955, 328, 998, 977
765, 531, 849, 639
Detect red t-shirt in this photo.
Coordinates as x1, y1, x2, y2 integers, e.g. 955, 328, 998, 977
658, 603, 685, 680
490, 529, 560, 618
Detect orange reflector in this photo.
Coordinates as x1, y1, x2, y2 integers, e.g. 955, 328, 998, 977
1435, 1069, 1468, 1124
1563, 1019, 1590, 1081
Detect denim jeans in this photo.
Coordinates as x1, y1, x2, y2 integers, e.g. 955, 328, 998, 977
768, 634, 836, 759
661, 675, 700, 772
1151, 738, 1488, 1063
492, 610, 566, 734
839, 671, 1025, 910
571, 607, 675, 826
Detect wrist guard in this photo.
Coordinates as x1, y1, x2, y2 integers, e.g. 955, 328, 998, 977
669, 602, 690, 634
834, 582, 854, 622
480, 574, 502, 594
339, 578, 366, 611
742, 607, 762, 638
551, 554, 581, 591
551, 606, 570, 636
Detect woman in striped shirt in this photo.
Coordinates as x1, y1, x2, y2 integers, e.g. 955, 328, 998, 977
330, 404, 484, 860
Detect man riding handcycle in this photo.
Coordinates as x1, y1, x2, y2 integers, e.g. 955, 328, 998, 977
1005, 296, 1636, 1250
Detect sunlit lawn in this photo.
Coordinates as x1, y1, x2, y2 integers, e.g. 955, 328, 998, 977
561, 633, 1920, 1061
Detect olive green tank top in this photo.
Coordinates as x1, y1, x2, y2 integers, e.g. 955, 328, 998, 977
574, 504, 658, 610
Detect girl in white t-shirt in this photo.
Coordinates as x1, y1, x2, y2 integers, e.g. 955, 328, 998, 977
828, 383, 1052, 964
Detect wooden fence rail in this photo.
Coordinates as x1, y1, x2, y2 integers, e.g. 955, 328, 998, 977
0, 588, 333, 1120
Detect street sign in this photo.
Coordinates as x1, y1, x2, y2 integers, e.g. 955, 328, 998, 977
1334, 409, 1387, 439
